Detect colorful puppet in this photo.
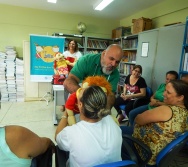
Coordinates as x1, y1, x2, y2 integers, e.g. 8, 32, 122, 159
53, 53, 74, 82
65, 76, 119, 126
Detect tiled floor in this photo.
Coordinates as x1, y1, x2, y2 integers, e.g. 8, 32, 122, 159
0, 101, 187, 167
0, 101, 56, 141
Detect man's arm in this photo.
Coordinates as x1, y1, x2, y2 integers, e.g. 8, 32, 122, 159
63, 73, 81, 94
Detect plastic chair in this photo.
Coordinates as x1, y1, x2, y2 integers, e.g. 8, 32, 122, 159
122, 134, 152, 167
118, 87, 153, 122
122, 132, 188, 167
156, 132, 188, 167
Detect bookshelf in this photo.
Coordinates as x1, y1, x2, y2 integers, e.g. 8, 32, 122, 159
179, 17, 188, 77
85, 36, 113, 54
52, 33, 114, 55
52, 33, 85, 55
116, 34, 138, 95
119, 34, 138, 76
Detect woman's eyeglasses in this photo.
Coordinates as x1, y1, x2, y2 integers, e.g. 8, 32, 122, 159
134, 70, 140, 74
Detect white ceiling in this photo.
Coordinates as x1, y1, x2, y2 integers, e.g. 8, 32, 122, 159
0, 0, 165, 20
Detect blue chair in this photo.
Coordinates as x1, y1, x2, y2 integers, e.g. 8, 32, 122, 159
122, 132, 188, 167
156, 132, 188, 167
93, 160, 137, 167
122, 134, 152, 167
118, 87, 153, 122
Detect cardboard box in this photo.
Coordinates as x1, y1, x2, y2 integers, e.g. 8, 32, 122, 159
132, 17, 152, 34
112, 26, 131, 38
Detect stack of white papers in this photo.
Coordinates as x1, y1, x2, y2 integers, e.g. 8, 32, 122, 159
15, 58, 24, 102
0, 47, 25, 102
5, 46, 16, 63
0, 52, 8, 101
5, 46, 17, 101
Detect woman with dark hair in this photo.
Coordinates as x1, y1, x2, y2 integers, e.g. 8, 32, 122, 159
55, 86, 122, 167
114, 65, 147, 123
63, 40, 82, 72
128, 70, 179, 126
121, 80, 188, 166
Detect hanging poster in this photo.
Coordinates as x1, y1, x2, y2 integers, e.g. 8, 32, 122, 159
30, 35, 65, 82
141, 42, 149, 57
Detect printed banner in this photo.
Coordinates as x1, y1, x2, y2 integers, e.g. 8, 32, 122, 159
30, 35, 65, 82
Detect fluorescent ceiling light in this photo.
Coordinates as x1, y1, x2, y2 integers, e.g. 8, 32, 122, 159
47, 0, 57, 3
94, 0, 114, 11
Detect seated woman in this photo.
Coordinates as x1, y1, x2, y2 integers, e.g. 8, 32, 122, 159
0, 125, 54, 167
128, 70, 178, 126
55, 86, 122, 167
121, 80, 188, 166
114, 65, 147, 123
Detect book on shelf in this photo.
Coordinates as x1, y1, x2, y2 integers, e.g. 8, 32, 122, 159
91, 40, 97, 48
103, 41, 108, 48
131, 39, 138, 48
85, 50, 99, 54
87, 40, 108, 49
122, 64, 134, 75
122, 38, 138, 49
94, 40, 100, 48
121, 55, 128, 62
77, 42, 83, 48
122, 51, 136, 63
87, 40, 92, 48
119, 63, 124, 74
98, 41, 104, 49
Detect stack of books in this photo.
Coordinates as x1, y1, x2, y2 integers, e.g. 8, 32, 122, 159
15, 58, 24, 102
0, 52, 8, 101
0, 46, 24, 102
5, 46, 17, 102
